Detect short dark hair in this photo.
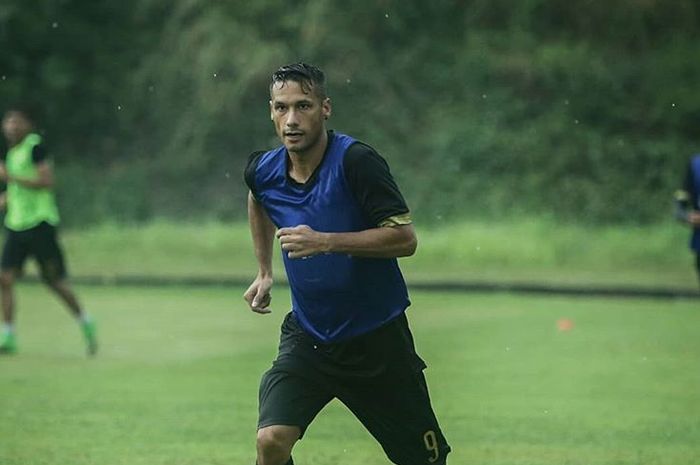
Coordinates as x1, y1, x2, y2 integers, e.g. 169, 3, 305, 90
4, 103, 39, 125
270, 63, 327, 99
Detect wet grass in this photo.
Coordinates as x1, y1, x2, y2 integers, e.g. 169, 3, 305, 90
1, 284, 698, 464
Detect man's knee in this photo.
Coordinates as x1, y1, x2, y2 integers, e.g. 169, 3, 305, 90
256, 425, 299, 464
0, 271, 15, 289
40, 262, 64, 287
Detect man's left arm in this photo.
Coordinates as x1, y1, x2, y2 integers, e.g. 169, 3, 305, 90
675, 160, 700, 226
277, 142, 417, 259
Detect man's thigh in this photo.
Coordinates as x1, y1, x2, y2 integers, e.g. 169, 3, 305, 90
259, 312, 335, 437
1, 229, 29, 273
337, 358, 451, 465
258, 365, 333, 438
29, 223, 67, 281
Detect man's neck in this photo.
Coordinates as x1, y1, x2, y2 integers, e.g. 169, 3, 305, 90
7, 133, 30, 148
287, 131, 328, 183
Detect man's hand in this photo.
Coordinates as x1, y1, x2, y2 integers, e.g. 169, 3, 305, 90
243, 274, 273, 314
688, 211, 700, 226
0, 165, 8, 182
277, 225, 329, 259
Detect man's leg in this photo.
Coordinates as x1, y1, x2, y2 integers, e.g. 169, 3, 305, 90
0, 229, 25, 354
335, 314, 451, 465
1, 269, 16, 324
44, 277, 97, 356
44, 277, 81, 317
256, 367, 330, 465
339, 367, 451, 465
256, 425, 299, 465
0, 269, 18, 353
36, 223, 97, 355
256, 313, 333, 465
695, 253, 700, 288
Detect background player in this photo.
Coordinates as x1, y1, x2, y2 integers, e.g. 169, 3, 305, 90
674, 154, 700, 286
0, 105, 97, 355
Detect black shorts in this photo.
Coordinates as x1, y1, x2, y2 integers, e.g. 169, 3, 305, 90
1, 221, 67, 281
258, 312, 451, 465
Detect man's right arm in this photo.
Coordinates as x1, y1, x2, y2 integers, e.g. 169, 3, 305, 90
0, 160, 7, 210
243, 191, 277, 314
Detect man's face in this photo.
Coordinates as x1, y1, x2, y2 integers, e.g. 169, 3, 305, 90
2, 111, 32, 146
270, 80, 331, 155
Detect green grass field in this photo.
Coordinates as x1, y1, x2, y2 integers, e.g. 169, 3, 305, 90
1, 284, 698, 464
58, 219, 699, 290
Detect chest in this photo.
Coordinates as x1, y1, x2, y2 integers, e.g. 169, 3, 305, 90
6, 148, 36, 177
261, 166, 365, 232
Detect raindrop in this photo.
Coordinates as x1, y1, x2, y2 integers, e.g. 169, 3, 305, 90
574, 119, 579, 124
564, 99, 569, 105
505, 346, 510, 351
544, 410, 549, 414
213, 73, 218, 78
475, 246, 481, 251
117, 105, 122, 111
52, 22, 59, 29
385, 13, 389, 18
148, 85, 154, 92
225, 172, 230, 178
346, 78, 352, 84
1, 76, 5, 81
671, 103, 676, 108
481, 94, 487, 99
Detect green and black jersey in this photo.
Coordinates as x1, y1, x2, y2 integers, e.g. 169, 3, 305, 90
1, 133, 60, 231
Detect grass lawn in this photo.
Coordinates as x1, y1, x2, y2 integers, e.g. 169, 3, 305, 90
57, 219, 700, 291
1, 284, 698, 464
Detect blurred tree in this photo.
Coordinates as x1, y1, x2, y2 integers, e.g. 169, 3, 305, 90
1, 0, 698, 225
0, 0, 145, 161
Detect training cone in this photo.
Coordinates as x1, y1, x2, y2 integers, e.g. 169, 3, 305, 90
557, 318, 574, 332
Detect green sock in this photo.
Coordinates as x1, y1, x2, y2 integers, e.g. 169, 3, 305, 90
0, 328, 17, 353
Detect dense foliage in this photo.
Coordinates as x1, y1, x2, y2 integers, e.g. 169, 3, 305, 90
1, 0, 698, 225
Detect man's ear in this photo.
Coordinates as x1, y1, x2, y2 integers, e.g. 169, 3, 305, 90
322, 98, 332, 120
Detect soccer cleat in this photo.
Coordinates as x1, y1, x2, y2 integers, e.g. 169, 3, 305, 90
82, 320, 98, 356
0, 332, 17, 355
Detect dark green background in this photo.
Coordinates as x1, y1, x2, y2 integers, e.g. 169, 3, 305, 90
1, 0, 698, 226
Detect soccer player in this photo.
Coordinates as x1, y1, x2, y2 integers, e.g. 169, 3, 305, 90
243, 63, 451, 465
0, 105, 97, 355
675, 154, 700, 286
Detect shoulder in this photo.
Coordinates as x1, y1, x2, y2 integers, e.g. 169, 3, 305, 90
344, 141, 389, 170
244, 150, 267, 187
246, 150, 267, 169
245, 150, 267, 181
32, 144, 49, 164
689, 155, 700, 177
